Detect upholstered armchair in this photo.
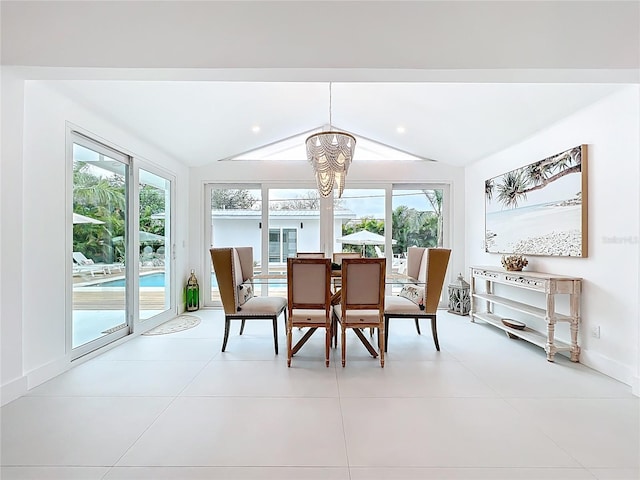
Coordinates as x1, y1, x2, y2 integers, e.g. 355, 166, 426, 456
210, 247, 287, 354
384, 247, 451, 351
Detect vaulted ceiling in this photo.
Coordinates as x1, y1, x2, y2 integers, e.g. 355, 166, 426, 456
49, 80, 624, 167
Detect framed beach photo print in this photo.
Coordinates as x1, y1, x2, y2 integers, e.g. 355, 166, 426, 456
484, 144, 588, 257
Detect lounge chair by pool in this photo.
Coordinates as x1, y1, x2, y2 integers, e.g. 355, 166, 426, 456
73, 252, 123, 277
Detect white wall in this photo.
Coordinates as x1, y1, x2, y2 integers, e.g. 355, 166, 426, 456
1, 69, 28, 403
465, 86, 640, 391
0, 74, 190, 404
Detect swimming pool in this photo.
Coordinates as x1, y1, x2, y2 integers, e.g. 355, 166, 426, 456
94, 273, 166, 287
92, 273, 286, 289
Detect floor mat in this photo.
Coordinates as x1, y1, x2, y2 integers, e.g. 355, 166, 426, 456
142, 314, 201, 335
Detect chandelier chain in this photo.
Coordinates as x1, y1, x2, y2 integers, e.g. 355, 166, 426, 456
329, 82, 332, 129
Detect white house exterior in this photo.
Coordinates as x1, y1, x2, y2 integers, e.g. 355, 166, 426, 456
212, 209, 356, 270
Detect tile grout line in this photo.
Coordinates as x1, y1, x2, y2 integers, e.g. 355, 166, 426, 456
335, 363, 353, 480
101, 350, 219, 478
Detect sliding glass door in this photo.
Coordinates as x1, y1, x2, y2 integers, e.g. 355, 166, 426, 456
71, 133, 130, 355
139, 169, 173, 321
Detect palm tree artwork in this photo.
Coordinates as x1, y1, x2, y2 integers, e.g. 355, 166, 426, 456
485, 145, 587, 257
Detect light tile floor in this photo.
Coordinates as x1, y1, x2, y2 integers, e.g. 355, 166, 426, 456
2, 310, 638, 480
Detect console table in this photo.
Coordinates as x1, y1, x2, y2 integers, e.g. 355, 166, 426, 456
470, 266, 582, 362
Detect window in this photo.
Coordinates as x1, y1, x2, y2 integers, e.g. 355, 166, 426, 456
204, 182, 450, 306
333, 188, 385, 258
391, 187, 445, 275
269, 228, 297, 263
268, 188, 319, 274
208, 186, 262, 303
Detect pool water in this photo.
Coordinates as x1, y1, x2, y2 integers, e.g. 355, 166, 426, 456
95, 273, 166, 287
93, 273, 286, 289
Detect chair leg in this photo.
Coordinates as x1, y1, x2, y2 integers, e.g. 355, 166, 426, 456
272, 317, 279, 355
325, 325, 331, 367
341, 324, 346, 367
414, 318, 421, 335
239, 319, 246, 335
379, 322, 385, 368
431, 315, 440, 351
286, 319, 292, 367
384, 315, 390, 352
331, 314, 337, 348
222, 317, 231, 352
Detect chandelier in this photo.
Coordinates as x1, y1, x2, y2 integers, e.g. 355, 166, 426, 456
305, 83, 356, 198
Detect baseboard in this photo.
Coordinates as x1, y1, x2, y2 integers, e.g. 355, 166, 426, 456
25, 355, 71, 390
1, 376, 28, 406
580, 348, 635, 391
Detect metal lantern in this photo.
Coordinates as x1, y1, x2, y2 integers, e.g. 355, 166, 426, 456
448, 273, 470, 316
186, 269, 200, 311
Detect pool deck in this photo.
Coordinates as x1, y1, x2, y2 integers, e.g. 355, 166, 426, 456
73, 268, 167, 310
73, 290, 168, 310
73, 267, 163, 285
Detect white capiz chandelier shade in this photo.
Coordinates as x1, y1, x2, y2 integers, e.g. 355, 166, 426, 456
305, 130, 356, 198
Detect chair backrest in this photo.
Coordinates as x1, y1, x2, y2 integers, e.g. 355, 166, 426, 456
73, 251, 91, 265
341, 258, 386, 311
296, 252, 325, 258
235, 246, 254, 282
405, 247, 426, 280
332, 252, 361, 265
418, 248, 451, 314
210, 246, 254, 315
374, 246, 385, 258
287, 257, 331, 312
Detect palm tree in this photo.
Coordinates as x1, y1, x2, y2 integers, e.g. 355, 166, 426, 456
490, 146, 582, 209
73, 163, 125, 210
485, 179, 494, 201
423, 189, 443, 246
73, 162, 126, 262
496, 170, 528, 208
392, 206, 418, 254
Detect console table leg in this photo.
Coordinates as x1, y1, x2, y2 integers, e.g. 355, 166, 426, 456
469, 272, 476, 323
545, 294, 557, 362
569, 319, 580, 362
570, 292, 581, 362
545, 321, 557, 361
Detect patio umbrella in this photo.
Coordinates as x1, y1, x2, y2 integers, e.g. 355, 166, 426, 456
73, 213, 104, 224
337, 230, 396, 256
112, 231, 165, 244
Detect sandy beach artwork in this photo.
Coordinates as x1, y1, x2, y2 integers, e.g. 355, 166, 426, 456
485, 145, 587, 257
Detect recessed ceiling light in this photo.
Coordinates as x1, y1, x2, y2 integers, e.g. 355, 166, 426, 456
396, 126, 406, 134
252, 125, 261, 133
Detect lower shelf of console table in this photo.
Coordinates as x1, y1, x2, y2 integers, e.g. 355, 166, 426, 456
470, 267, 582, 362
